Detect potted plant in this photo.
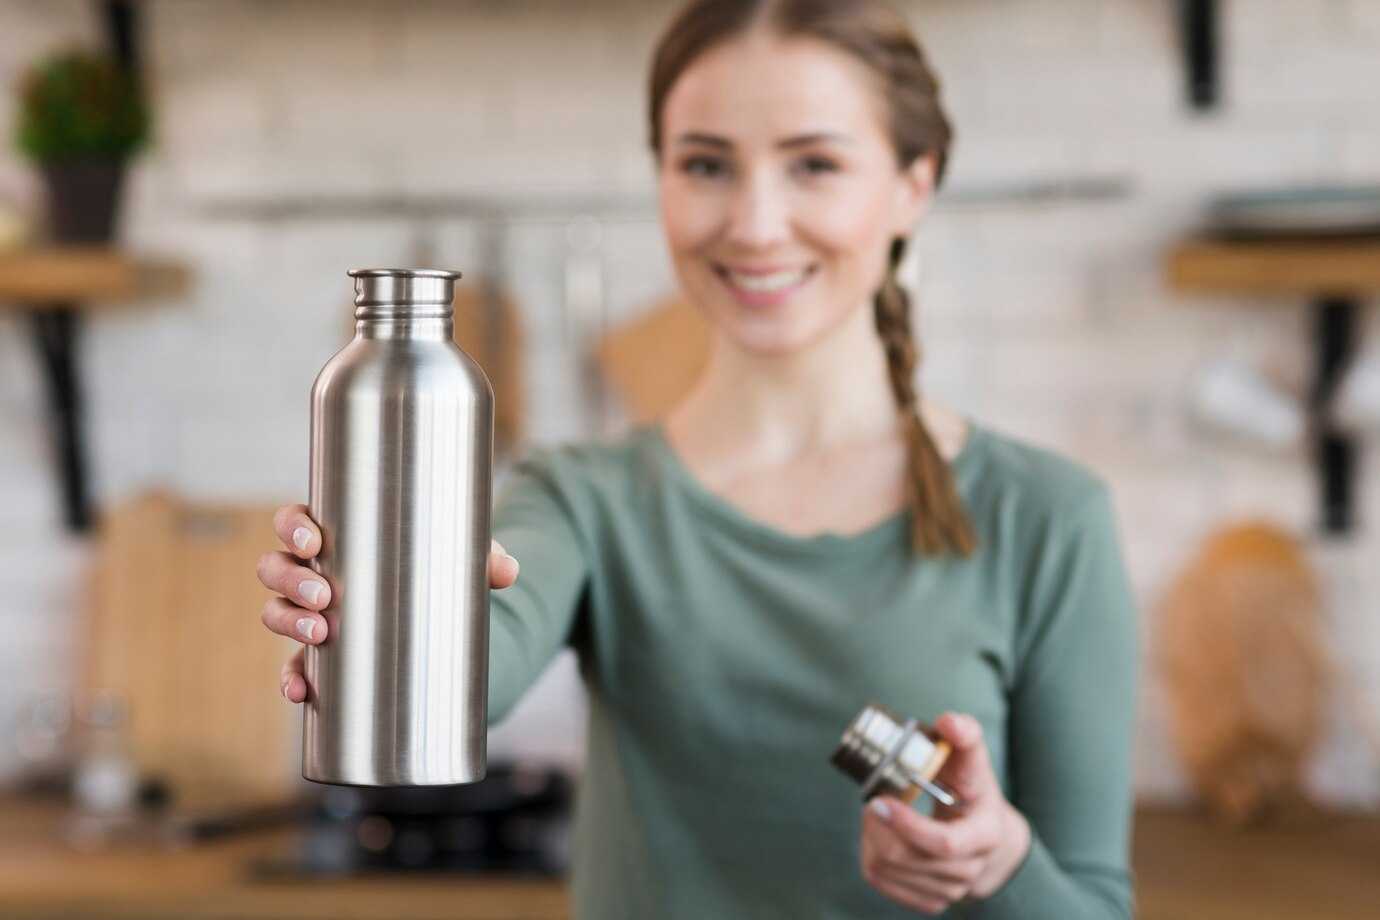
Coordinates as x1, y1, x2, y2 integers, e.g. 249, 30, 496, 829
14, 48, 150, 243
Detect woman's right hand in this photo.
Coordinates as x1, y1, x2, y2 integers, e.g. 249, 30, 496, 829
257, 503, 521, 703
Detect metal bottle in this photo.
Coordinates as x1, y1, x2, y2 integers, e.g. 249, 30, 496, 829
302, 268, 493, 786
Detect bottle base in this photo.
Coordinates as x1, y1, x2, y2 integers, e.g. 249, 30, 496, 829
302, 766, 487, 788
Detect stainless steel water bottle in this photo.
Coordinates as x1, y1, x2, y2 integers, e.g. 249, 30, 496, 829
302, 268, 493, 786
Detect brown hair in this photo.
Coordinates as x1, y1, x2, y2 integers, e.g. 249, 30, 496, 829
648, 0, 976, 557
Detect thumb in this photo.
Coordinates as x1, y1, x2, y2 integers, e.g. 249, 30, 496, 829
934, 711, 984, 753
931, 712, 998, 809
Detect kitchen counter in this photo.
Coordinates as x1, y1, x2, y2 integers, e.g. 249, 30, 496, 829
3, 795, 1379, 919
1134, 801, 1380, 919
0, 795, 568, 920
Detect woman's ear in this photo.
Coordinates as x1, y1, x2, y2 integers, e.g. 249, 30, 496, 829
891, 154, 936, 236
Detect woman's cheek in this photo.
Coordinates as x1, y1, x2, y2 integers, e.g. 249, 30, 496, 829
661, 182, 724, 251
804, 188, 889, 250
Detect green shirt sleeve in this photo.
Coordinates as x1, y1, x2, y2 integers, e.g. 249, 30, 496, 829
486, 449, 593, 725
962, 484, 1139, 920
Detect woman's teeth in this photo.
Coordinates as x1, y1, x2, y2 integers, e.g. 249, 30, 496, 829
725, 268, 809, 292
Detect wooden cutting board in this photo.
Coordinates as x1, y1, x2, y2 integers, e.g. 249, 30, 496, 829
595, 295, 710, 422
80, 491, 301, 811
1156, 520, 1329, 823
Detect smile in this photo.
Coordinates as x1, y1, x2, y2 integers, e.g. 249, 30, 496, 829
714, 264, 818, 305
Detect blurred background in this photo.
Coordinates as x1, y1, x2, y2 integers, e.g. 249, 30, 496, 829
1, 1, 1379, 917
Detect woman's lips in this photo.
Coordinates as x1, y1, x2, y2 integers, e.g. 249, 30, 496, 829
714, 263, 818, 307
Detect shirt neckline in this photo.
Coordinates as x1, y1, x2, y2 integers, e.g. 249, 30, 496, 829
639, 416, 987, 558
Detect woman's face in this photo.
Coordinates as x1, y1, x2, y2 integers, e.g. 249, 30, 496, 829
657, 31, 934, 356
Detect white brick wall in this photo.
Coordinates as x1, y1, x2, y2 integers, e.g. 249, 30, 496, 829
1, 0, 1377, 806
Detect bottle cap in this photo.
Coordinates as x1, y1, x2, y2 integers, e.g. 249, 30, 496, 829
348, 268, 462, 317
831, 702, 959, 807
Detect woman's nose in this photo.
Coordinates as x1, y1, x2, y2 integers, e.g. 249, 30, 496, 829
725, 170, 790, 249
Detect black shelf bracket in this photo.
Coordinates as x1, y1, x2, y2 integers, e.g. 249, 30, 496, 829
1181, 0, 1218, 110
1309, 296, 1362, 535
28, 307, 93, 532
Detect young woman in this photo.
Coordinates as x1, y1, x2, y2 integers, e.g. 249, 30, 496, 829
257, 1, 1137, 916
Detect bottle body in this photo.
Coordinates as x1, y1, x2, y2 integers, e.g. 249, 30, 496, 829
302, 269, 492, 786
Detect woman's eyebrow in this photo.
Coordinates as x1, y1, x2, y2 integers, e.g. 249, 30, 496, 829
674, 132, 732, 149
777, 131, 853, 148
672, 131, 853, 149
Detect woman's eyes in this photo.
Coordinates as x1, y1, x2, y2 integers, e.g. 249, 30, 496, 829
681, 156, 729, 178
677, 155, 841, 180
794, 156, 840, 176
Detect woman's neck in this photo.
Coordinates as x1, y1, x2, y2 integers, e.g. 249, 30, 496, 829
665, 302, 967, 469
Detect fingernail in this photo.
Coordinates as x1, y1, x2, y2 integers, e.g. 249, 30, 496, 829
280, 674, 291, 699
292, 526, 312, 551
504, 554, 519, 574
299, 580, 323, 605
296, 617, 316, 641
869, 798, 892, 821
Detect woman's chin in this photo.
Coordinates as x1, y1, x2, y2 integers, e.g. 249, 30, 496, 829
694, 287, 849, 357
719, 318, 820, 357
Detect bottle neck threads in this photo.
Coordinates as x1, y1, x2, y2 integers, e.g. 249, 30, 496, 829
348, 268, 462, 323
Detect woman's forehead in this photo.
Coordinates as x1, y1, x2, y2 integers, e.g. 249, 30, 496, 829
662, 33, 888, 148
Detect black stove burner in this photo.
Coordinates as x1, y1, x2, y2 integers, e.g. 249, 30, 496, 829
249, 762, 573, 879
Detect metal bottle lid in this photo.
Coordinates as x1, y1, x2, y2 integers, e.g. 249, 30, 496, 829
831, 702, 959, 807
348, 268, 462, 318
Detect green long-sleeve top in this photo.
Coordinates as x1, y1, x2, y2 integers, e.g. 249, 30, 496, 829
487, 418, 1138, 919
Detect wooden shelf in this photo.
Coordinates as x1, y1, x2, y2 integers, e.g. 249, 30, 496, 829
0, 246, 194, 533
0, 246, 190, 307
1164, 234, 1376, 534
1167, 237, 1380, 297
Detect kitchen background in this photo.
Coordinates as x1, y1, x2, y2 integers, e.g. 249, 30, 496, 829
1, 0, 1379, 917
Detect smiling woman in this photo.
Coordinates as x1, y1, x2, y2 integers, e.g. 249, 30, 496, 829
650, 0, 974, 557
257, 2, 1139, 918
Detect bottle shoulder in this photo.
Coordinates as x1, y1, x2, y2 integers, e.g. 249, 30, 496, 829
312, 339, 491, 400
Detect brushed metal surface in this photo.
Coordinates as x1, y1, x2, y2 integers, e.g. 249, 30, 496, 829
303, 268, 493, 786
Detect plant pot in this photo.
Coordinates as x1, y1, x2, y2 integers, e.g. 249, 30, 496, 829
40, 159, 128, 244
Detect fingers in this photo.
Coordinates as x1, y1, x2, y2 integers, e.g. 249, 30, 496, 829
262, 595, 328, 645
256, 550, 332, 610
266, 505, 320, 707
867, 868, 968, 916
489, 538, 519, 589
871, 794, 1000, 861
861, 803, 981, 915
929, 711, 998, 812
271, 509, 513, 590
273, 503, 321, 560
864, 811, 982, 880
862, 804, 924, 869
265, 528, 513, 705
280, 647, 307, 703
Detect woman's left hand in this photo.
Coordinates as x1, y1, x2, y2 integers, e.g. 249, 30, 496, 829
859, 712, 1031, 915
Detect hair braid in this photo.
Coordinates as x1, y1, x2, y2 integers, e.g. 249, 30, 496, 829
874, 237, 977, 556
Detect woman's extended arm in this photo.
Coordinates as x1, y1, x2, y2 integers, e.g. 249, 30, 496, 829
487, 448, 595, 725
